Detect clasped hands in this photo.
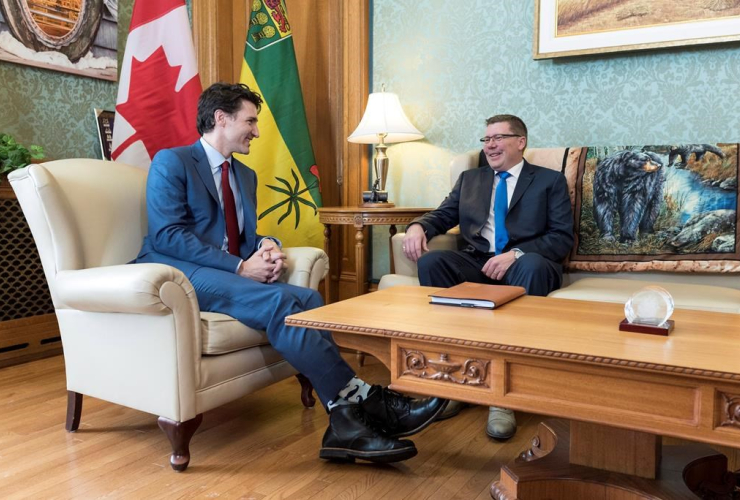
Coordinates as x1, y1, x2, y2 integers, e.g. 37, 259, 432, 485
402, 223, 516, 281
237, 240, 286, 283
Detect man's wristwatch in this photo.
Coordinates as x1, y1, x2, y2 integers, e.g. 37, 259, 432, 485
513, 248, 524, 260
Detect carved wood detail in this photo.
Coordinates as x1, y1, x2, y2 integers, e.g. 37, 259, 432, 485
284, 317, 740, 382
720, 393, 740, 429
401, 349, 490, 387
519, 435, 547, 462
318, 213, 428, 225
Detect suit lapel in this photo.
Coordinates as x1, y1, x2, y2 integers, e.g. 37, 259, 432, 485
476, 167, 496, 222
509, 160, 535, 212
191, 140, 220, 204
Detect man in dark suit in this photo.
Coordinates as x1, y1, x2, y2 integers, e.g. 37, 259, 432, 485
136, 83, 446, 463
402, 114, 573, 439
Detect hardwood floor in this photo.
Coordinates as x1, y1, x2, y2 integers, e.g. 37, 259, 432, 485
0, 354, 544, 499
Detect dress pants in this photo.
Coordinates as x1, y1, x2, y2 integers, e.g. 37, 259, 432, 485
417, 249, 562, 297
189, 267, 355, 405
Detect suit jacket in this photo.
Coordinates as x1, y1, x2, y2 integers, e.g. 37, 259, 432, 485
135, 140, 267, 278
411, 160, 574, 263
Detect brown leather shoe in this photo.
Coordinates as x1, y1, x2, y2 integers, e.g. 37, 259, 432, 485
361, 385, 449, 438
320, 404, 417, 463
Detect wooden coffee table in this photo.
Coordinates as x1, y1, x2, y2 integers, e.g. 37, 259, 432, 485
286, 286, 740, 499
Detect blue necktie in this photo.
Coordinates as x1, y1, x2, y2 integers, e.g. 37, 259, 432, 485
494, 171, 511, 255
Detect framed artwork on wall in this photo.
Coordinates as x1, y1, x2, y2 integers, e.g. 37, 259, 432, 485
94, 108, 114, 160
0, 0, 117, 80
534, 0, 740, 59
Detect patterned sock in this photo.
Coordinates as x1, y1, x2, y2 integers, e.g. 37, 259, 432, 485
327, 376, 372, 411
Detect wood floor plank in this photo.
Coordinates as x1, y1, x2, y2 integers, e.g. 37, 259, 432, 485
0, 354, 555, 499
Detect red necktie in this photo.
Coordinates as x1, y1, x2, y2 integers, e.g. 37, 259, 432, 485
221, 161, 240, 256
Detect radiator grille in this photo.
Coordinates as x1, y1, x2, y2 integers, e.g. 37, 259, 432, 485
0, 197, 55, 322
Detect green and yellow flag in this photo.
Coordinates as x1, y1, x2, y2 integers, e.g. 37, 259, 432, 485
237, 0, 323, 248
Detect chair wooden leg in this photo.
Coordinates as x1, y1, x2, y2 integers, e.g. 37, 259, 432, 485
157, 414, 203, 472
65, 391, 83, 432
296, 373, 316, 408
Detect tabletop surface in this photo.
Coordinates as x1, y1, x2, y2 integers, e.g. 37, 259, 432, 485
287, 286, 740, 377
318, 206, 432, 214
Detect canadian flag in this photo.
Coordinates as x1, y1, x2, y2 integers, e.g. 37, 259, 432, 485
111, 0, 202, 168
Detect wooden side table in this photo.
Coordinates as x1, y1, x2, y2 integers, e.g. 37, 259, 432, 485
318, 206, 432, 302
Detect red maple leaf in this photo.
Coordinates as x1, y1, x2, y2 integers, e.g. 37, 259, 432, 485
114, 46, 201, 161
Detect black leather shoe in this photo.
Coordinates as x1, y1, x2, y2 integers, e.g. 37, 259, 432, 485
320, 404, 417, 463
361, 385, 449, 438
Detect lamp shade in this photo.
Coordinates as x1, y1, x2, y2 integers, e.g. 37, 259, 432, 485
347, 92, 424, 144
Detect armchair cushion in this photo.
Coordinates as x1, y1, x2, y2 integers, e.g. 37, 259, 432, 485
200, 312, 269, 355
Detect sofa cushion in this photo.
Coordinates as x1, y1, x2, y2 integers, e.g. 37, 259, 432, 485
549, 278, 740, 314
200, 312, 269, 355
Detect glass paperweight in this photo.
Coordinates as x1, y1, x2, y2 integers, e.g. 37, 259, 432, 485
624, 286, 674, 327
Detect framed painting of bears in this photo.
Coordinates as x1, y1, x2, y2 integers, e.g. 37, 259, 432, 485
565, 143, 740, 273
534, 0, 740, 59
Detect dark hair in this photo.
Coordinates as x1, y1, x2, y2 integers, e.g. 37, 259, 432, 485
196, 83, 263, 135
485, 114, 528, 139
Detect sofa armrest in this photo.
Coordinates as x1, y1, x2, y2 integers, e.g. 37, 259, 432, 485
55, 263, 198, 315
281, 247, 329, 290
390, 229, 461, 277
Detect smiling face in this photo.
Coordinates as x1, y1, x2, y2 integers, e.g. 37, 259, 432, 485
216, 99, 260, 156
483, 121, 527, 172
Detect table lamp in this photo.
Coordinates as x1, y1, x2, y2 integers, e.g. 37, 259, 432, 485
348, 89, 423, 207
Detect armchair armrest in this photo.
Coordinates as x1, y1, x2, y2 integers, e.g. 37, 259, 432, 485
390, 229, 461, 277
55, 263, 198, 315
54, 263, 203, 421
281, 247, 329, 290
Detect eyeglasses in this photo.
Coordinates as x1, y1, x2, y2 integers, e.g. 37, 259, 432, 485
479, 134, 521, 144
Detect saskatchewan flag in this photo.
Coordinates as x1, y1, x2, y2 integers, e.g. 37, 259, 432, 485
237, 0, 323, 248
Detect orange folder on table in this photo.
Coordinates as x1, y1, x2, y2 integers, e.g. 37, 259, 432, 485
429, 282, 525, 309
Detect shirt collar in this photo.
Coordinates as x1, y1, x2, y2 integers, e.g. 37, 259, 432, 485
497, 159, 524, 180
200, 137, 231, 174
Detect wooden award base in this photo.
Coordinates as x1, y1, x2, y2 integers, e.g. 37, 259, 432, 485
360, 202, 395, 208
490, 420, 735, 500
619, 319, 674, 336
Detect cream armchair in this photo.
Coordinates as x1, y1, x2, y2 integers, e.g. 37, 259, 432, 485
9, 159, 329, 472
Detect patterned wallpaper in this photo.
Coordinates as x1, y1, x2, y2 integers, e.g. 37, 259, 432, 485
370, 0, 740, 279
0, 1, 133, 160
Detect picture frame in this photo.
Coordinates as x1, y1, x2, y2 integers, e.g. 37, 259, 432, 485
534, 0, 740, 59
0, 0, 117, 81
94, 109, 115, 160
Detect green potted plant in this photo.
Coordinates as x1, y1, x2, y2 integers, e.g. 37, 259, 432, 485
0, 133, 45, 184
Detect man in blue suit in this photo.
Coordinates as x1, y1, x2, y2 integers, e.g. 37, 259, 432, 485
402, 114, 574, 440
136, 83, 446, 463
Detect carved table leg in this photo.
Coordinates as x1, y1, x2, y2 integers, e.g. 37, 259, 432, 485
323, 223, 332, 303
354, 224, 368, 367
354, 226, 366, 297
158, 414, 203, 472
491, 419, 729, 500
65, 391, 83, 432
296, 373, 316, 408
389, 224, 397, 274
